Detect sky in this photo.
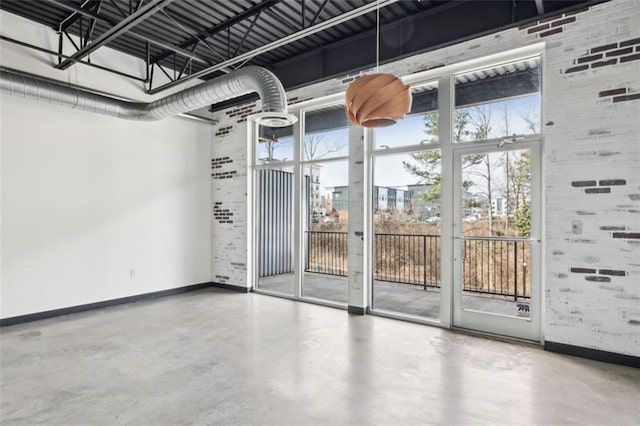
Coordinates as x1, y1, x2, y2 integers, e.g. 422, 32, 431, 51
258, 94, 540, 198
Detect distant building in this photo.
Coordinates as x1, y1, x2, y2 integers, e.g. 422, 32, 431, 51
305, 165, 324, 217
491, 197, 506, 217
407, 184, 439, 220
373, 187, 388, 211
333, 185, 412, 214
332, 186, 349, 212
463, 191, 486, 218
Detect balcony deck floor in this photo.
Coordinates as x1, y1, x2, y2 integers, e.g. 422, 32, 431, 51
258, 272, 530, 320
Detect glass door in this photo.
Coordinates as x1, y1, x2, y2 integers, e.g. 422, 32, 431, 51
300, 103, 350, 304
369, 81, 442, 321
452, 142, 541, 340
254, 126, 296, 296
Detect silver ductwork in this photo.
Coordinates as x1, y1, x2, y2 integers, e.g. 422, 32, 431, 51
0, 66, 296, 126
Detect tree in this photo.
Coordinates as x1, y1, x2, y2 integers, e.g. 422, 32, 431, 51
258, 132, 294, 162
500, 102, 512, 233
467, 105, 495, 235
304, 132, 347, 161
520, 105, 540, 134
514, 201, 531, 237
402, 110, 472, 207
511, 150, 531, 212
304, 132, 347, 227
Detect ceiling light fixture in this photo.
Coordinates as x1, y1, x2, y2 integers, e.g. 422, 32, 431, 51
345, 0, 412, 128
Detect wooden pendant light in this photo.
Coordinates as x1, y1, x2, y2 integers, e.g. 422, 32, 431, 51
345, 73, 412, 128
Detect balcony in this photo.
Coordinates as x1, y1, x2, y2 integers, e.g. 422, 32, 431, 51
258, 231, 531, 318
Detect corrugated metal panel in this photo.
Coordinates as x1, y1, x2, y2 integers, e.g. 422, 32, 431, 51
257, 169, 295, 277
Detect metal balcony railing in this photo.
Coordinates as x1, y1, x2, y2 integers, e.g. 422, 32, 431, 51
305, 230, 348, 276
374, 233, 441, 289
460, 237, 531, 300
301, 231, 531, 300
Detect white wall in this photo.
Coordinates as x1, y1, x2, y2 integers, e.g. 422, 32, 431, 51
1, 13, 212, 318
210, 0, 640, 356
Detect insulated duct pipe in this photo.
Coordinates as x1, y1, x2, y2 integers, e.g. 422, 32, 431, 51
0, 66, 296, 126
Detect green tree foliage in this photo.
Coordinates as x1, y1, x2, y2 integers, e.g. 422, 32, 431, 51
514, 201, 531, 236
402, 111, 473, 202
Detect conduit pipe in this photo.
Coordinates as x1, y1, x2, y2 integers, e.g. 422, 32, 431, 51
0, 66, 296, 126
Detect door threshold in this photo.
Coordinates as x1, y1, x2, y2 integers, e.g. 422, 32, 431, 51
450, 326, 543, 346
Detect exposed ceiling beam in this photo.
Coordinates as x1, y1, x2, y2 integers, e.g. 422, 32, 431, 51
0, 35, 146, 82
147, 0, 401, 95
232, 12, 262, 57
309, 0, 330, 27
150, 0, 283, 66
55, 0, 175, 70
46, 0, 209, 65
59, 0, 97, 32
209, 0, 605, 112
271, 0, 605, 91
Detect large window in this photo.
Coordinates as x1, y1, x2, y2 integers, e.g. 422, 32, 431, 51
371, 81, 441, 320
301, 103, 350, 304
372, 150, 441, 320
251, 46, 543, 340
454, 57, 541, 143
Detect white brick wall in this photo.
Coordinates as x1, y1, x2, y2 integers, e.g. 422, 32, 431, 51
541, 0, 640, 356
211, 123, 252, 288
211, 0, 639, 356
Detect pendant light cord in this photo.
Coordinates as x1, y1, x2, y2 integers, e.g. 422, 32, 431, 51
376, 0, 380, 73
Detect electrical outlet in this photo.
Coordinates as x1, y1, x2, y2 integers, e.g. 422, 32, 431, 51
130, 268, 136, 278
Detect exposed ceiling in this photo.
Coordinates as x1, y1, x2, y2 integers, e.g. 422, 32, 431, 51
1, 0, 605, 110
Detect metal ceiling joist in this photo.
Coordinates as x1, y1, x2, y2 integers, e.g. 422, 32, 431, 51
150, 0, 283, 66
147, 0, 401, 95
59, 0, 100, 32
48, 0, 184, 70
56, 0, 174, 70
0, 35, 146, 82
2, 0, 607, 104
271, 0, 607, 90
83, 1, 103, 49
209, 0, 605, 113
108, 0, 129, 18
309, 0, 330, 27
46, 0, 209, 65
232, 11, 262, 57
57, 0, 104, 62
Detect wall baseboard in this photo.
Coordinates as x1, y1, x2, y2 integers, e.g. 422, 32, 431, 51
544, 341, 639, 368
0, 282, 217, 327
210, 282, 250, 293
348, 305, 366, 315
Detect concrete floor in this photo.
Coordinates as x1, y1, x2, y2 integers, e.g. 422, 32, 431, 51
1, 288, 639, 425
259, 272, 529, 320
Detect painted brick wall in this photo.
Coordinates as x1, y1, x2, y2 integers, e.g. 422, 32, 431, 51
542, 1, 640, 356
211, 122, 250, 288
211, 0, 639, 355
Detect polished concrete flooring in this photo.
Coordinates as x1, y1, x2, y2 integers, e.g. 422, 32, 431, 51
259, 272, 529, 319
2, 288, 639, 425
